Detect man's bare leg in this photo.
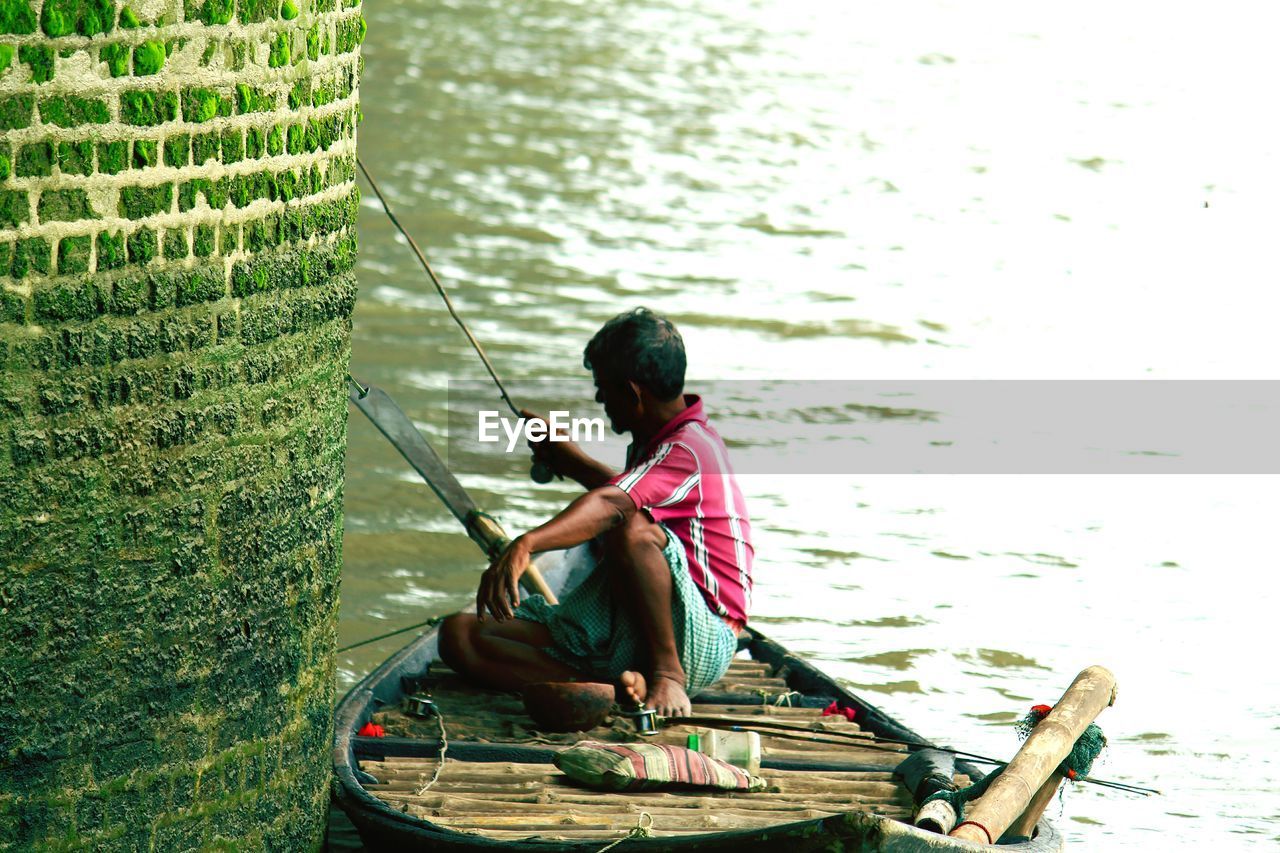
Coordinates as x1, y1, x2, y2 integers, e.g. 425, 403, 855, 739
438, 614, 587, 691
605, 513, 692, 717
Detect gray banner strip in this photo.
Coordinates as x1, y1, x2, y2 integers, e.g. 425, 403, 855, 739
447, 380, 1280, 474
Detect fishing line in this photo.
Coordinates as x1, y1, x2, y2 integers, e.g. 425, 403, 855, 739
356, 157, 520, 417
665, 714, 1159, 796
337, 616, 443, 654
356, 156, 556, 483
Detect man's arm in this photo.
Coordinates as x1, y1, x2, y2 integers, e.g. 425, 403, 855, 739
523, 409, 618, 489
476, 485, 634, 621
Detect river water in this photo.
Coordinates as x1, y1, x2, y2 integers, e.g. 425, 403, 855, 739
336, 0, 1280, 848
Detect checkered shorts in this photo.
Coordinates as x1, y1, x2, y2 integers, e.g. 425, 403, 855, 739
514, 524, 737, 694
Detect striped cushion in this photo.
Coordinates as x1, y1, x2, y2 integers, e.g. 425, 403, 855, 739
554, 741, 768, 792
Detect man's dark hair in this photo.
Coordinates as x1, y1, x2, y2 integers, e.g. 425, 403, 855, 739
583, 307, 686, 401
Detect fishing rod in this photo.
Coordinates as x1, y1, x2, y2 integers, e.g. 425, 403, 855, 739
356, 157, 556, 483
654, 713, 1160, 796
336, 616, 443, 654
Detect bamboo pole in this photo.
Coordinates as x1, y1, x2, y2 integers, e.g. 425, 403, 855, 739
1005, 770, 1065, 839
466, 512, 557, 603
949, 665, 1116, 845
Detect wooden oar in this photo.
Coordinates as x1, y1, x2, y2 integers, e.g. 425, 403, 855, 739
348, 377, 557, 603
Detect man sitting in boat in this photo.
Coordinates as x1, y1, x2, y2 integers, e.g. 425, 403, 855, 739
440, 307, 753, 716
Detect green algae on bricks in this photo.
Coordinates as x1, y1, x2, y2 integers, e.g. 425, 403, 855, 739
192, 131, 218, 165
235, 84, 273, 114
164, 135, 190, 168
280, 0, 297, 19
0, 153, 10, 181
305, 23, 319, 60
119, 184, 173, 218
109, 273, 147, 315
199, 38, 219, 65
127, 227, 157, 264
1, 0, 37, 34
39, 188, 97, 222
133, 40, 166, 76
40, 95, 110, 128
57, 140, 94, 176
192, 0, 232, 25
226, 36, 246, 69
33, 277, 104, 321
100, 42, 128, 77
97, 140, 127, 174
58, 235, 92, 275
182, 87, 223, 123
16, 141, 53, 177
132, 138, 157, 168
193, 223, 215, 257
0, 94, 34, 129
266, 125, 283, 156
118, 4, 139, 27
41, 0, 114, 37
176, 268, 222, 306
221, 128, 243, 164
288, 79, 307, 110
0, 285, 24, 323
12, 236, 49, 276
163, 228, 187, 260
121, 90, 179, 126
96, 230, 125, 270
303, 119, 320, 151
0, 189, 28, 227
311, 82, 334, 107
19, 43, 53, 83
274, 168, 297, 201
267, 31, 289, 67
245, 126, 265, 159
237, 0, 273, 23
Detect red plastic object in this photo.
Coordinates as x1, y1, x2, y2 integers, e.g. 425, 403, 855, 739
822, 701, 856, 722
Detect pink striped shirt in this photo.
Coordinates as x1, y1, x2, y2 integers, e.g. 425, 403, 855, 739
608, 395, 753, 625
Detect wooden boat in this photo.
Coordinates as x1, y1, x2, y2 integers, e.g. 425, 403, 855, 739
331, 546, 1064, 851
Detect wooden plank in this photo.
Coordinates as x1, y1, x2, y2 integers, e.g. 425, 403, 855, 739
373, 790, 904, 812
688, 704, 839, 718
370, 789, 907, 807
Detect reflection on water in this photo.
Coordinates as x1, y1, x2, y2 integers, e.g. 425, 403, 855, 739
339, 0, 1279, 848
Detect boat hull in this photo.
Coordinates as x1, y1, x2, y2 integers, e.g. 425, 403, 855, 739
332, 548, 1063, 852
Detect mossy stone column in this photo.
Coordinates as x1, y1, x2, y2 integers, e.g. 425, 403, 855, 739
0, 0, 363, 846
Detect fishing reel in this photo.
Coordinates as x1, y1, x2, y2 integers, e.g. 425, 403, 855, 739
405, 694, 439, 719
530, 459, 556, 484
619, 704, 661, 736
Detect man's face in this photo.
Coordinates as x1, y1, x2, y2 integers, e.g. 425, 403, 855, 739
593, 371, 636, 435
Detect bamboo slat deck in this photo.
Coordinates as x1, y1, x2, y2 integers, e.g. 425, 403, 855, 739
358, 657, 935, 841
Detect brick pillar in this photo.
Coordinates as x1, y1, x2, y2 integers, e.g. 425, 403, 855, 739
0, 0, 362, 846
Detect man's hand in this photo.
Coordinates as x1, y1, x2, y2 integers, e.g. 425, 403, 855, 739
522, 408, 618, 489
476, 535, 531, 622
522, 409, 575, 480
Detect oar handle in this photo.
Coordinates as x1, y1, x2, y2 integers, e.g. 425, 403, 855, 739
465, 511, 558, 604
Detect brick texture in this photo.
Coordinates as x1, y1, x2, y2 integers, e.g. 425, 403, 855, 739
0, 0, 362, 847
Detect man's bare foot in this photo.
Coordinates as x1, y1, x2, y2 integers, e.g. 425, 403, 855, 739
618, 670, 691, 717
646, 673, 691, 717
618, 670, 647, 706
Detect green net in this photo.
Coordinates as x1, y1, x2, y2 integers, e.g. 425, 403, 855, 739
922, 703, 1107, 822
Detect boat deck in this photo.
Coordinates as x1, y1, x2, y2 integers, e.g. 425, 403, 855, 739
356, 656, 956, 842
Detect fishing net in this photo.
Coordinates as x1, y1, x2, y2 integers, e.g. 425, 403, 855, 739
921, 702, 1107, 822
